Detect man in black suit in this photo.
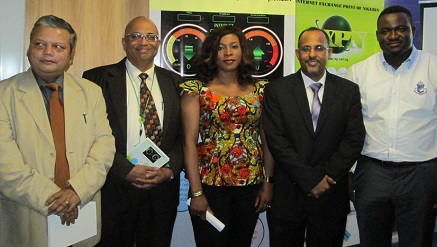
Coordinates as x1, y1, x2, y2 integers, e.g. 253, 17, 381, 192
262, 27, 365, 247
82, 16, 183, 247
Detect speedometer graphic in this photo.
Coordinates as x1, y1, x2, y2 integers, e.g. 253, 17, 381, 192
244, 26, 283, 78
161, 24, 208, 77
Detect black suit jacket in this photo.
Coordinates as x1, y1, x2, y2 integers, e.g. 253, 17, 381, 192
262, 70, 365, 219
83, 58, 184, 184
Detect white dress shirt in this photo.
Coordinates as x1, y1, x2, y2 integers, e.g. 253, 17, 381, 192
346, 47, 437, 162
125, 59, 164, 153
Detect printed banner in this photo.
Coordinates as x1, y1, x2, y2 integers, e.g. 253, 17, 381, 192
150, 0, 296, 80
296, 0, 384, 76
151, 0, 296, 15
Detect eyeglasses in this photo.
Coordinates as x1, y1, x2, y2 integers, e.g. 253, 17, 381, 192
298, 45, 328, 54
125, 32, 159, 42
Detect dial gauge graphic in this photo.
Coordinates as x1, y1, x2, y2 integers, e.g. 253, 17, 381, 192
161, 24, 208, 77
243, 26, 283, 78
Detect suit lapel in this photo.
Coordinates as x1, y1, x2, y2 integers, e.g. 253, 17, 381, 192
18, 70, 54, 144
108, 61, 128, 143
316, 72, 336, 133
64, 73, 83, 147
292, 72, 315, 135
155, 67, 173, 140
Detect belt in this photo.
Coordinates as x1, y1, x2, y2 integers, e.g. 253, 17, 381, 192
361, 155, 437, 167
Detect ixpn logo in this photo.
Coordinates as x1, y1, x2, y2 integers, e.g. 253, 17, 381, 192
316, 15, 366, 54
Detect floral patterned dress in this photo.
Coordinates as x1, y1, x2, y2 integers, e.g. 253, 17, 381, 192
181, 80, 267, 186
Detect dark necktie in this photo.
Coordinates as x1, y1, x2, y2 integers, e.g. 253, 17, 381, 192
44, 82, 70, 188
309, 83, 322, 131
139, 73, 162, 146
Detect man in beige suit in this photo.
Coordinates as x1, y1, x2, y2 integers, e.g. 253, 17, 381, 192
0, 15, 115, 246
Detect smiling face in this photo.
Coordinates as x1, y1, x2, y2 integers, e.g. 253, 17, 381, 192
215, 33, 242, 74
122, 17, 160, 71
377, 12, 415, 58
296, 30, 332, 81
27, 26, 74, 82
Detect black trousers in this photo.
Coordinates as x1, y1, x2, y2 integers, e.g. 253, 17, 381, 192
267, 189, 348, 247
96, 176, 180, 247
353, 156, 437, 247
190, 184, 261, 247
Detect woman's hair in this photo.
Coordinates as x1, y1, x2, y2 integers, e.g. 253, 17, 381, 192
194, 25, 257, 86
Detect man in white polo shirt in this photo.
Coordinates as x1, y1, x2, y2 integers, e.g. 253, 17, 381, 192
346, 5, 437, 247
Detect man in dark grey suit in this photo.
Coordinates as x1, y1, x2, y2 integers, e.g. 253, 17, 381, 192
82, 16, 183, 247
262, 27, 365, 247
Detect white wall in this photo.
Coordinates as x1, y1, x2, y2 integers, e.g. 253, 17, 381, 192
421, 1, 437, 56
0, 0, 26, 80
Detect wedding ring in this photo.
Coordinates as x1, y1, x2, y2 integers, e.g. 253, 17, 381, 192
65, 201, 69, 205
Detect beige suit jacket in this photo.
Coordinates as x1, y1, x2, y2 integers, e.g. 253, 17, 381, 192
0, 69, 115, 247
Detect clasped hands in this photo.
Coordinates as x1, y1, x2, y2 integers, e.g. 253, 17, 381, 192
126, 165, 172, 189
309, 175, 336, 198
45, 186, 81, 226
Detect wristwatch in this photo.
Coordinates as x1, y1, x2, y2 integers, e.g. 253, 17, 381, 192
163, 165, 174, 181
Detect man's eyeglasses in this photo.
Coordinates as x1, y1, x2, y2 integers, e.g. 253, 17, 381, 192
297, 45, 328, 54
125, 32, 159, 42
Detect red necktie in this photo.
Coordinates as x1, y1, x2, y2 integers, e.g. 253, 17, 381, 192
139, 73, 162, 146
44, 82, 70, 188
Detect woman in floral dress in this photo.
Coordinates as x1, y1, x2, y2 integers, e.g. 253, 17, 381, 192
181, 25, 274, 247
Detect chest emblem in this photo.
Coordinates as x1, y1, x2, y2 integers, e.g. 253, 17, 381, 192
414, 81, 427, 95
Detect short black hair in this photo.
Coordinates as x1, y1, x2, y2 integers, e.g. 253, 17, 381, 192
377, 5, 413, 27
297, 27, 330, 48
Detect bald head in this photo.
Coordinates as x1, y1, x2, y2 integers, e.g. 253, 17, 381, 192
124, 16, 159, 37
122, 16, 160, 72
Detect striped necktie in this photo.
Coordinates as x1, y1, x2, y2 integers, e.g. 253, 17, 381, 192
309, 83, 322, 131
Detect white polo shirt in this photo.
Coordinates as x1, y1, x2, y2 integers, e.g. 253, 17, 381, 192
346, 47, 437, 162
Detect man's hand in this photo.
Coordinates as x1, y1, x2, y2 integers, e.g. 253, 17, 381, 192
45, 186, 81, 225
61, 206, 79, 226
310, 175, 336, 198
125, 165, 156, 183
130, 166, 173, 189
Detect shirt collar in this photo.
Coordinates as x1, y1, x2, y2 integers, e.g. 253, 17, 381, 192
379, 46, 418, 72
301, 69, 327, 88
32, 69, 65, 89
125, 59, 155, 81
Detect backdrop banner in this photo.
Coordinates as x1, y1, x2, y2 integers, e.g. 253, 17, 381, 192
296, 0, 384, 77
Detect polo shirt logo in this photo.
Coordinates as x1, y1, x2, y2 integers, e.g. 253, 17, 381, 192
414, 81, 427, 95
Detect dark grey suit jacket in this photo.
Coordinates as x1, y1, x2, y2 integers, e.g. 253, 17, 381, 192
263, 70, 365, 219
